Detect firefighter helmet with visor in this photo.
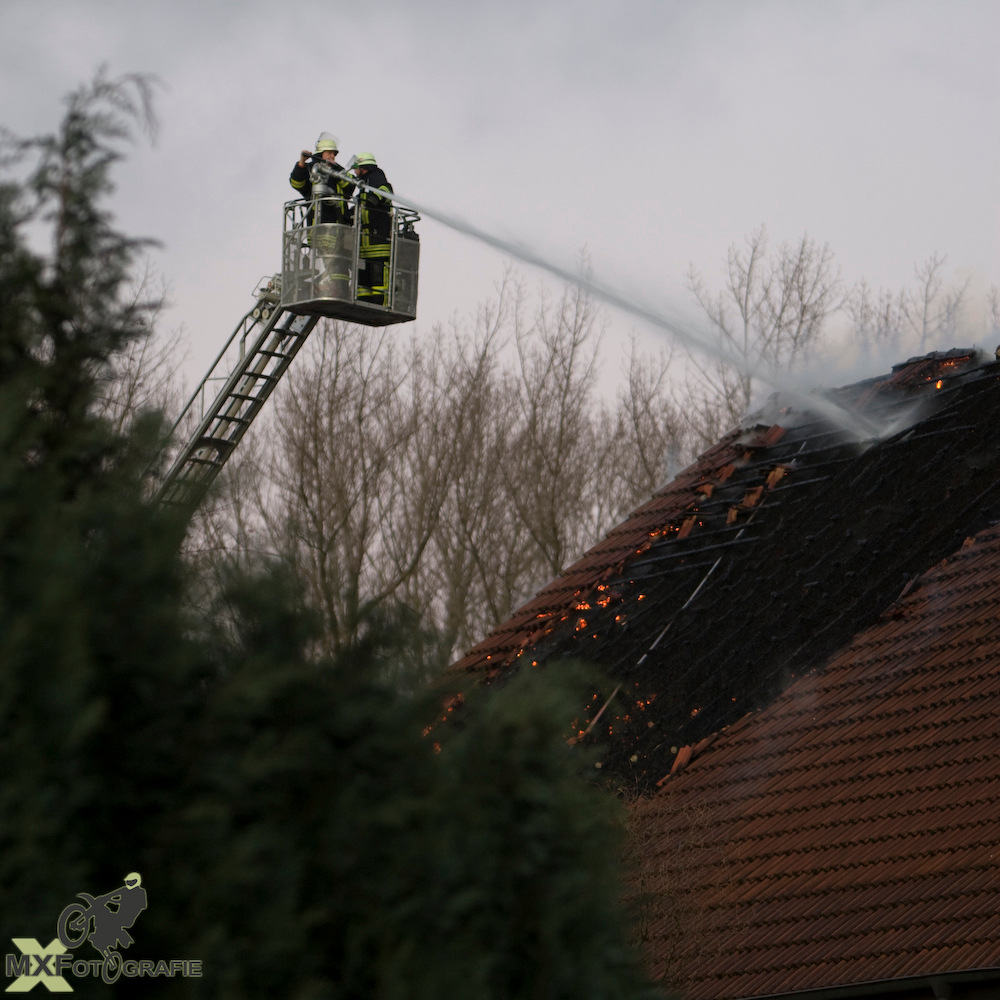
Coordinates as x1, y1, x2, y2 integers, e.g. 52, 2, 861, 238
315, 132, 339, 154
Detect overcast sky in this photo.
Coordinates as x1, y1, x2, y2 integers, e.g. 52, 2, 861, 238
2, 0, 999, 388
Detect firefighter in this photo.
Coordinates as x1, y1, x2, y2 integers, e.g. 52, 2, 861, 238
352, 153, 393, 305
290, 132, 356, 295
289, 132, 354, 225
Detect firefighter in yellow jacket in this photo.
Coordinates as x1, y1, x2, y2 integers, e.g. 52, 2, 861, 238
352, 153, 393, 305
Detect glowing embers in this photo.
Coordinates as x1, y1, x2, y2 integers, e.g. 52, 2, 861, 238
569, 689, 616, 745
890, 348, 977, 387
454, 430, 782, 681
422, 691, 466, 740
574, 585, 614, 613
570, 681, 663, 771
562, 583, 630, 642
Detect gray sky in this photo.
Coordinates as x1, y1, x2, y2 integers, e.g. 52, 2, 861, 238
2, 0, 999, 386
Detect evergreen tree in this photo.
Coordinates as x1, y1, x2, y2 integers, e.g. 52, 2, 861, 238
0, 69, 195, 948
0, 75, 662, 999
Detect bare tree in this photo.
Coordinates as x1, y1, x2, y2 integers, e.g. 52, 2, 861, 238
684, 226, 842, 448
902, 253, 968, 352
845, 277, 904, 355
252, 321, 452, 658
613, 339, 689, 500
422, 286, 689, 655
500, 277, 614, 577
407, 292, 527, 653
188, 420, 272, 575
847, 253, 969, 356
196, 270, 690, 663
90, 266, 185, 434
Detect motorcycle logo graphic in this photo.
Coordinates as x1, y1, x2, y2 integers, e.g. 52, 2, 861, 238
55, 873, 147, 984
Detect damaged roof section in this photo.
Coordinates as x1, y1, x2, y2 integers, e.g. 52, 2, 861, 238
454, 348, 1000, 789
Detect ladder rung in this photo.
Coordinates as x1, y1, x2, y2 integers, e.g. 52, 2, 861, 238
233, 370, 279, 385
190, 439, 236, 457
208, 412, 252, 426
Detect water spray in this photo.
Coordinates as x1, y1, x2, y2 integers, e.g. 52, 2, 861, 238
352, 176, 884, 441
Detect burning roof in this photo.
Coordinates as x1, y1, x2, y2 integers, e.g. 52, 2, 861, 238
455, 347, 1000, 997
454, 348, 1000, 788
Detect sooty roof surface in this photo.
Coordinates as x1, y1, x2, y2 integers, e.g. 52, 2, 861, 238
455, 348, 1000, 792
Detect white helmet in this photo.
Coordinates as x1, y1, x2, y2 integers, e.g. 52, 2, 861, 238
353, 152, 377, 168
314, 131, 339, 154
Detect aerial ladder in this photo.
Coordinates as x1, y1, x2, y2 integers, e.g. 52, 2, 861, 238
152, 180, 420, 510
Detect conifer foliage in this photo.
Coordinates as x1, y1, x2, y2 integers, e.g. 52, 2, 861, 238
0, 75, 661, 999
